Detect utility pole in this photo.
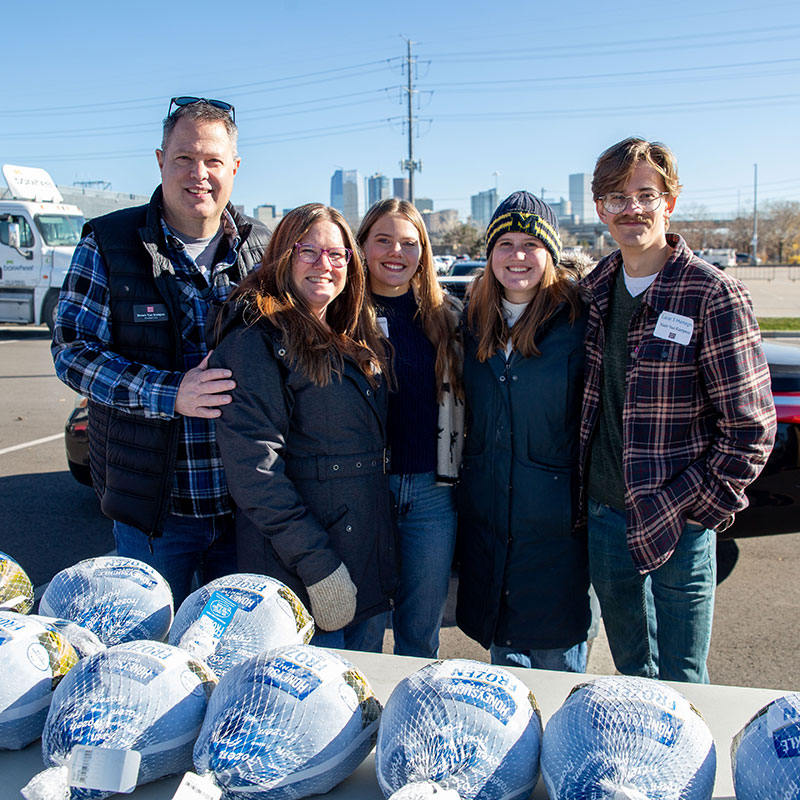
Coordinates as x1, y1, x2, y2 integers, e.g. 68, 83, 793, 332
752, 163, 758, 263
399, 37, 422, 204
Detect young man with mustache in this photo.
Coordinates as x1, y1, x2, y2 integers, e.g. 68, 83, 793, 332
579, 137, 775, 683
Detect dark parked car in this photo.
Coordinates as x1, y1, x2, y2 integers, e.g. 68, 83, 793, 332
448, 259, 486, 277
64, 331, 800, 539
65, 395, 91, 486
440, 263, 485, 300
725, 340, 800, 538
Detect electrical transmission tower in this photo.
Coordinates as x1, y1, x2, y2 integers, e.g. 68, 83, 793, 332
399, 37, 423, 204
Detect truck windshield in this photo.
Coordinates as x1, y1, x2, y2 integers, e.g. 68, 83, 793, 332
34, 214, 85, 246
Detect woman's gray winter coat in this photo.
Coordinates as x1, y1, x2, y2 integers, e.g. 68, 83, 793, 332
210, 307, 399, 624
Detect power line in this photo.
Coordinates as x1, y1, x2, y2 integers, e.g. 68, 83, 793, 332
425, 57, 800, 90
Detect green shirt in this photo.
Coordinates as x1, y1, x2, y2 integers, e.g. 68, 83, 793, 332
587, 268, 644, 510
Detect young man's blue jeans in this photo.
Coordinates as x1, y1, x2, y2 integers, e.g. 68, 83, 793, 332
587, 498, 716, 683
388, 471, 457, 658
490, 642, 587, 673
113, 513, 237, 609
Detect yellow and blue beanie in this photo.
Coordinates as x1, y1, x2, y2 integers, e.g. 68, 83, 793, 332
486, 191, 562, 266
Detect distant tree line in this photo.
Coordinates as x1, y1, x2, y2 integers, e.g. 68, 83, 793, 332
671, 200, 800, 264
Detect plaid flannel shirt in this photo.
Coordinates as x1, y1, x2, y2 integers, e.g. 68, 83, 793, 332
579, 234, 776, 573
52, 210, 242, 518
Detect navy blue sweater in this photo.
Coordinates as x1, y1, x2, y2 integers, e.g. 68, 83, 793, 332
374, 291, 437, 475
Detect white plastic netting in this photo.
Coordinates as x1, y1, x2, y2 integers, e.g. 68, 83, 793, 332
38, 556, 173, 645
27, 640, 216, 800
0, 550, 34, 614
28, 615, 106, 659
541, 676, 717, 800
731, 692, 800, 799
169, 573, 313, 676
0, 611, 78, 750
193, 643, 381, 799
375, 658, 542, 800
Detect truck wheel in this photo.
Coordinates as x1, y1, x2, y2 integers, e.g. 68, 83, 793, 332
42, 291, 59, 333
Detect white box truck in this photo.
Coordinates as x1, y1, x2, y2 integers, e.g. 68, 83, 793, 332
0, 164, 85, 331
696, 248, 737, 269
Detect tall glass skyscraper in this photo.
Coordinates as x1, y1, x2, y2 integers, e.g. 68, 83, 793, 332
330, 168, 362, 228
569, 173, 593, 223
367, 173, 390, 208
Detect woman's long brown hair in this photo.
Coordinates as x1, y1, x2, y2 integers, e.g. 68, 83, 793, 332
466, 247, 582, 362
357, 198, 463, 401
230, 203, 388, 386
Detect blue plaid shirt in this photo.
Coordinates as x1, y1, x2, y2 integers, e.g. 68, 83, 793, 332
52, 210, 242, 518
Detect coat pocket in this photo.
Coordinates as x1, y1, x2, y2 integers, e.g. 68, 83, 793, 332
511, 459, 577, 538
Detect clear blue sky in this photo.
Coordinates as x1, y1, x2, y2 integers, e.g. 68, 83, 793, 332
4, 0, 798, 222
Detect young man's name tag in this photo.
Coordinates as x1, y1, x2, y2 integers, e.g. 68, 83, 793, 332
653, 310, 693, 345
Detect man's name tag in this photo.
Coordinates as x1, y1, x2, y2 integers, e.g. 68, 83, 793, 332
377, 316, 390, 338
653, 310, 693, 345
133, 304, 169, 322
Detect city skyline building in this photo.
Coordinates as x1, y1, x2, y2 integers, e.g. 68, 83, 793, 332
393, 177, 410, 202
471, 188, 498, 229
254, 203, 281, 228
569, 172, 593, 224
330, 168, 362, 229
367, 173, 391, 208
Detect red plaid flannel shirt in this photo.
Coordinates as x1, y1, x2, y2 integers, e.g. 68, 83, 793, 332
579, 234, 776, 573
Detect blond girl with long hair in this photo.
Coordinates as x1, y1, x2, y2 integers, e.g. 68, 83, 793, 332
357, 198, 464, 658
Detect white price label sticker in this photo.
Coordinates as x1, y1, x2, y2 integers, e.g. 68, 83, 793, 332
172, 772, 222, 800
67, 745, 141, 793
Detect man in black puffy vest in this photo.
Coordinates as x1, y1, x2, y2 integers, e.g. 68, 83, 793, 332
52, 97, 270, 606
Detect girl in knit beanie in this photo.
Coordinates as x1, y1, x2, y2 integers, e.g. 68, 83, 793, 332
455, 191, 592, 672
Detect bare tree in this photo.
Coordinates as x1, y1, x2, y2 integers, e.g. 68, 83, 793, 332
670, 204, 718, 250
439, 222, 486, 259
759, 201, 800, 263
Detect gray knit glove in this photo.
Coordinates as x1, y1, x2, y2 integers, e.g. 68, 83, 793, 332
306, 563, 357, 632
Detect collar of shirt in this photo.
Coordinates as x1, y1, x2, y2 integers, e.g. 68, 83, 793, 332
159, 208, 241, 279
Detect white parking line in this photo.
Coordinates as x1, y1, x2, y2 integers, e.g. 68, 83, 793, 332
0, 433, 64, 456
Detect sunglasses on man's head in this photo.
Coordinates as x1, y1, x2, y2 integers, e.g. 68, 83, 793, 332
167, 96, 235, 123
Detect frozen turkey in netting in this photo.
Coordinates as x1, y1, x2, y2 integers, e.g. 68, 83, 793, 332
0, 550, 34, 614
731, 692, 800, 799
541, 676, 716, 800
375, 658, 542, 800
0, 611, 78, 750
27, 615, 106, 659
192, 643, 381, 799
23, 640, 217, 800
38, 556, 173, 645
169, 573, 313, 676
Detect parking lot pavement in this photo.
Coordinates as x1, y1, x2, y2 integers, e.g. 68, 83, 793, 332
3, 325, 800, 691
733, 269, 800, 318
